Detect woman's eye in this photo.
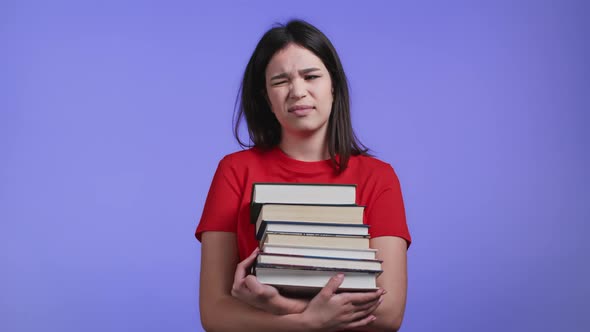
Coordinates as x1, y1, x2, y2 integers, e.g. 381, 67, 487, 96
272, 81, 288, 86
305, 75, 319, 80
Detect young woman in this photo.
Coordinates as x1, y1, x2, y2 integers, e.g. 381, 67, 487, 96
195, 20, 411, 332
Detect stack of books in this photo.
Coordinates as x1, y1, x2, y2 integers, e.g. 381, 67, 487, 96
250, 183, 383, 296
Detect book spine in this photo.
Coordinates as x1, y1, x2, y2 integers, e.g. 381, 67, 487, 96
268, 231, 369, 238
258, 252, 383, 263
255, 220, 267, 241
251, 203, 364, 224
250, 202, 262, 225
255, 263, 383, 275
258, 222, 369, 240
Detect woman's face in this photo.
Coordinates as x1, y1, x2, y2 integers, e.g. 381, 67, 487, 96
265, 43, 333, 139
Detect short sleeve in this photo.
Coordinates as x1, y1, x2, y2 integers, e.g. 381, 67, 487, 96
366, 165, 412, 248
195, 156, 242, 242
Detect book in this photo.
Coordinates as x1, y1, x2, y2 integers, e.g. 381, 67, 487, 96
254, 264, 380, 294
253, 203, 365, 228
252, 183, 356, 205
261, 231, 370, 249
256, 221, 369, 240
257, 253, 382, 271
251, 183, 357, 224
249, 182, 380, 296
261, 243, 377, 260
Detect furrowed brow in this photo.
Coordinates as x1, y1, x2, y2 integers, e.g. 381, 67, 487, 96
270, 68, 321, 81
270, 73, 289, 81
300, 67, 321, 74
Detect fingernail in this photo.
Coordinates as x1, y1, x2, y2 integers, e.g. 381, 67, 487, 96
336, 273, 344, 279
371, 315, 377, 321
378, 296, 384, 304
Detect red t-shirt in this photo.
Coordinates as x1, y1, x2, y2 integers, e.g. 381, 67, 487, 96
196, 147, 411, 260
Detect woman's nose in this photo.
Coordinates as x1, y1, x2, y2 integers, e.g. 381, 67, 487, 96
289, 79, 307, 99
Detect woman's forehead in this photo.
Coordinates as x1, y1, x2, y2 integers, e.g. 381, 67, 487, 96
266, 44, 327, 75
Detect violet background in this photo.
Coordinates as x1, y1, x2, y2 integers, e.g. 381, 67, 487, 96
1, 0, 588, 331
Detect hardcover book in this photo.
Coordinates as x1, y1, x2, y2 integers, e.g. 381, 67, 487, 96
261, 243, 378, 260
256, 221, 369, 240
254, 264, 381, 295
261, 231, 370, 249
257, 252, 382, 271
250, 183, 357, 224
253, 203, 365, 226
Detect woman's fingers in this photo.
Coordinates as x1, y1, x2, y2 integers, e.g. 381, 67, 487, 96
339, 291, 384, 327
234, 247, 259, 281
317, 273, 344, 300
349, 296, 383, 321
232, 248, 260, 297
344, 314, 377, 330
353, 295, 383, 311
302, 277, 387, 331
243, 274, 269, 297
339, 288, 384, 305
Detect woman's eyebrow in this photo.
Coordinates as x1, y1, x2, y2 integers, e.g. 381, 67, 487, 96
270, 67, 322, 81
270, 72, 289, 81
299, 67, 321, 75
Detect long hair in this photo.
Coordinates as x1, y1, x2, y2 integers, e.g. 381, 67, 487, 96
233, 19, 369, 172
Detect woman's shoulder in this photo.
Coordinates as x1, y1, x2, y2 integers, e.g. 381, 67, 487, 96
349, 153, 402, 187
218, 146, 272, 167
352, 153, 397, 174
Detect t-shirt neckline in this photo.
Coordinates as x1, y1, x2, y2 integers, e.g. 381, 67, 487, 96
269, 146, 335, 175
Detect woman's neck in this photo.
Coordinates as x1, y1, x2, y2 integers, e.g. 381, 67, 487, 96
279, 131, 329, 161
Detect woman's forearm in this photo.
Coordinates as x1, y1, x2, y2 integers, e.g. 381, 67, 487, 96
201, 294, 313, 332
347, 304, 403, 332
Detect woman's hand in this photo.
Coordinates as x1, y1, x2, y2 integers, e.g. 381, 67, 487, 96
301, 274, 385, 332
231, 248, 308, 315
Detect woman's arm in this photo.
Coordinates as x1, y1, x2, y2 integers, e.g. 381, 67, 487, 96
230, 247, 309, 315
349, 236, 408, 332
199, 232, 304, 331
199, 231, 384, 332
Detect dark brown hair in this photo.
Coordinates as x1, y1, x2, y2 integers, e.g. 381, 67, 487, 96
233, 19, 369, 172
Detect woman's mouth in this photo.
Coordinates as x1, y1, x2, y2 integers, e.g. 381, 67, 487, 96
288, 105, 314, 116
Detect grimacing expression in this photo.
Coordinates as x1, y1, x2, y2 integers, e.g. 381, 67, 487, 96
265, 43, 334, 138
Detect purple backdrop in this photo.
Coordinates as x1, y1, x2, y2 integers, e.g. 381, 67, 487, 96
1, 0, 588, 331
